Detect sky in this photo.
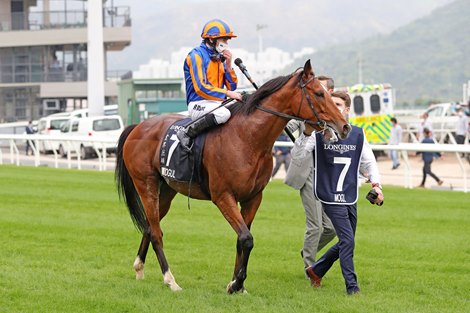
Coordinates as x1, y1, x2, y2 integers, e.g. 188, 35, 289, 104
106, 0, 455, 72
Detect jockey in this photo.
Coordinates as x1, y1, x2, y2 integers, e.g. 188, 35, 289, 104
177, 19, 243, 151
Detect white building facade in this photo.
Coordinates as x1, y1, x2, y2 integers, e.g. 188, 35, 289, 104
134, 46, 315, 89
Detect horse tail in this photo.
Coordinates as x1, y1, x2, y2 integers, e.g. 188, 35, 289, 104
115, 124, 148, 233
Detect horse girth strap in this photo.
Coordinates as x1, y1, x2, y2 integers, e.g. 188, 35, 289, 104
255, 105, 325, 127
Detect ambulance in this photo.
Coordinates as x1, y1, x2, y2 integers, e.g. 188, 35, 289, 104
337, 83, 395, 145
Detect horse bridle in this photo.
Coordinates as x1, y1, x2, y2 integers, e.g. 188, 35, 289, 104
255, 72, 327, 130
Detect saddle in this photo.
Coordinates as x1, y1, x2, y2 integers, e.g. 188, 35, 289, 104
160, 118, 207, 183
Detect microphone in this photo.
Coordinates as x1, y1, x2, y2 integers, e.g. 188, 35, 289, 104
234, 58, 257, 89
235, 58, 294, 142
235, 58, 251, 79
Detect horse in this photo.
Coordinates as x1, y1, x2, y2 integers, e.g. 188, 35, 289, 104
115, 60, 351, 293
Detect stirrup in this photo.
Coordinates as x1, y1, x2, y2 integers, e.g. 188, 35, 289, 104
176, 130, 193, 152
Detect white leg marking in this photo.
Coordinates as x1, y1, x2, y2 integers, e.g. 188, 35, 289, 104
226, 280, 236, 293
227, 280, 248, 294
133, 256, 145, 280
163, 269, 182, 291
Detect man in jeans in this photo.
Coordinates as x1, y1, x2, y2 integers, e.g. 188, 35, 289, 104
305, 91, 384, 295
271, 133, 292, 178
388, 117, 402, 169
417, 128, 444, 188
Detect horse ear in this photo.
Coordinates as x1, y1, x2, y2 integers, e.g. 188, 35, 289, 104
303, 59, 313, 78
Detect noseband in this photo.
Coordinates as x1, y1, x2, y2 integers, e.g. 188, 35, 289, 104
255, 73, 327, 130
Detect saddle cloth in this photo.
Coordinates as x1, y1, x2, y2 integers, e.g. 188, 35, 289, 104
160, 118, 207, 183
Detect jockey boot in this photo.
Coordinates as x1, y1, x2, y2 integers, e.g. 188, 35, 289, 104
177, 113, 218, 151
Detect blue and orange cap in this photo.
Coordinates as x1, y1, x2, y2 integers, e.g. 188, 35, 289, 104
201, 19, 237, 39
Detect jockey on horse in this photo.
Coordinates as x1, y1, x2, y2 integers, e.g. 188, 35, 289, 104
177, 19, 243, 151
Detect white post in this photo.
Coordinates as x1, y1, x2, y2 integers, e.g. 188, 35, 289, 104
87, 0, 105, 117
358, 53, 363, 84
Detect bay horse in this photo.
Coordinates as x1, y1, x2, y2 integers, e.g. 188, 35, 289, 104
115, 60, 351, 293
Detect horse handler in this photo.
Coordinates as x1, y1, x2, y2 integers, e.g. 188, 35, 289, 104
302, 91, 384, 295
285, 76, 337, 270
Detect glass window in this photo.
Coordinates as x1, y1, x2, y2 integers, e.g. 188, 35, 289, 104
427, 107, 442, 117
353, 96, 364, 116
93, 119, 121, 131
370, 94, 381, 113
61, 121, 70, 133
50, 119, 68, 130
71, 121, 79, 132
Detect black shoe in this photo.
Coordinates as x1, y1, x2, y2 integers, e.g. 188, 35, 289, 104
347, 287, 361, 295
177, 130, 193, 151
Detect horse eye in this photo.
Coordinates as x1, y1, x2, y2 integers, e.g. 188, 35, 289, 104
315, 91, 324, 97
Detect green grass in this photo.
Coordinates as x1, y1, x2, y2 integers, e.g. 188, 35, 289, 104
0, 165, 469, 313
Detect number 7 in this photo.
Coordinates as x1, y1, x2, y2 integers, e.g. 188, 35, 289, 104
333, 157, 351, 192
166, 134, 179, 166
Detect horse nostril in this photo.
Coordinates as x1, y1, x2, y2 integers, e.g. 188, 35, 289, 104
343, 124, 352, 135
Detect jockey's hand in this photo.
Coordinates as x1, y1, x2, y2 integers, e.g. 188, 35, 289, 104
226, 90, 243, 101
223, 49, 233, 66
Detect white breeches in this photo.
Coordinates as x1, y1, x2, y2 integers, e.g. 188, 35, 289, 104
188, 100, 231, 124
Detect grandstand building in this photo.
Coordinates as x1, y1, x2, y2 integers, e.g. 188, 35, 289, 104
0, 0, 131, 122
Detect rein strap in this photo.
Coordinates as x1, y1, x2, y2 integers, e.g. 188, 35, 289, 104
255, 105, 325, 127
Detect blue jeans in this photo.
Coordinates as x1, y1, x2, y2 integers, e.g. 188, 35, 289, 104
390, 150, 400, 168
313, 203, 358, 293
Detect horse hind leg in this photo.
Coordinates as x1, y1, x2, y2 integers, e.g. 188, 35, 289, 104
133, 182, 177, 280
133, 176, 181, 291
133, 232, 150, 280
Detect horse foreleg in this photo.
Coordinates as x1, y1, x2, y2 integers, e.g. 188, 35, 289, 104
133, 182, 176, 281
133, 177, 181, 291
214, 194, 255, 294
231, 193, 263, 284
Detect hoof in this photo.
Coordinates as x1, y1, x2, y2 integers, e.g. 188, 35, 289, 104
135, 270, 145, 280
163, 269, 182, 292
168, 283, 183, 292
226, 280, 248, 294
133, 256, 145, 280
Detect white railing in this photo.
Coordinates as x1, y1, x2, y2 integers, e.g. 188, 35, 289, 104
0, 134, 117, 171
274, 141, 470, 193
1, 133, 469, 192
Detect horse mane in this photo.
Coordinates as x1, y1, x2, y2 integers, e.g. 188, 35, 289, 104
229, 70, 302, 116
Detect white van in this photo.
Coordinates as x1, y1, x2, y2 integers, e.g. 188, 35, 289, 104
36, 105, 119, 153
58, 115, 124, 159
37, 115, 71, 153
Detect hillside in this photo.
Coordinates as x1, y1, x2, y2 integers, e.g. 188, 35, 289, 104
287, 0, 470, 106
108, 0, 453, 72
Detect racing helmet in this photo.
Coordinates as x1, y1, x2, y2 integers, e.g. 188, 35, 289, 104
201, 19, 237, 39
